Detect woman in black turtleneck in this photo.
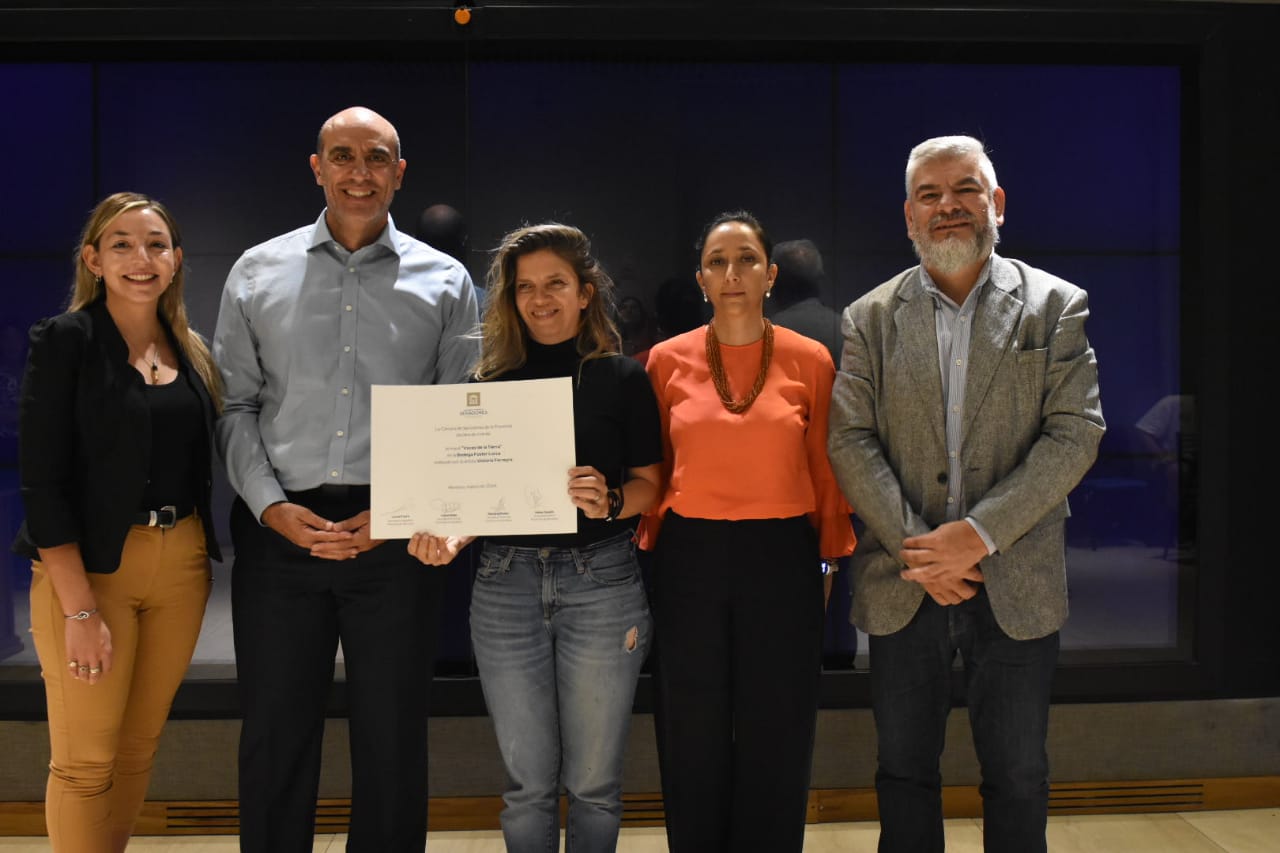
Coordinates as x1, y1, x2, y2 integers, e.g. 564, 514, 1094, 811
407, 223, 662, 852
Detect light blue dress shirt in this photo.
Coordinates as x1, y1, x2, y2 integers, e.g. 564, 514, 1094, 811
214, 212, 480, 521
919, 258, 998, 555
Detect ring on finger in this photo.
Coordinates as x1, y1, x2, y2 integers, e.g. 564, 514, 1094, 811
78, 665, 90, 672
67, 660, 78, 670
89, 667, 102, 675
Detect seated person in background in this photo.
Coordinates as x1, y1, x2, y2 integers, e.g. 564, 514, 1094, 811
767, 237, 842, 365
632, 275, 706, 367
417, 202, 468, 265
418, 202, 485, 308
617, 293, 656, 356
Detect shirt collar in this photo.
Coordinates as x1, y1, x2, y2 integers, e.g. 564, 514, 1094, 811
919, 254, 994, 311
308, 210, 402, 257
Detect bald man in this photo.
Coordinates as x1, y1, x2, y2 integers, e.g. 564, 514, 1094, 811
214, 106, 480, 853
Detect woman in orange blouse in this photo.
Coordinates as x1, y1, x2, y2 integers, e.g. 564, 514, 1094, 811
640, 210, 855, 853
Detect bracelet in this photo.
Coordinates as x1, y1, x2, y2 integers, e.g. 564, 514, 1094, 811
64, 608, 98, 621
603, 488, 623, 523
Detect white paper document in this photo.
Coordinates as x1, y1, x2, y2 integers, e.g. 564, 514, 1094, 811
370, 378, 577, 539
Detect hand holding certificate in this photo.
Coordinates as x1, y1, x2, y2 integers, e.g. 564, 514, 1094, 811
370, 377, 576, 539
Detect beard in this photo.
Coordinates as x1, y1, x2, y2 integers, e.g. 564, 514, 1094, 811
910, 205, 1000, 276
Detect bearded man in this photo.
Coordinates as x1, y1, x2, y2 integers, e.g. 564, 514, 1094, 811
827, 135, 1105, 853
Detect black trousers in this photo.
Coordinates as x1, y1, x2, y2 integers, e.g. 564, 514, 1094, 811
650, 512, 824, 853
230, 491, 445, 853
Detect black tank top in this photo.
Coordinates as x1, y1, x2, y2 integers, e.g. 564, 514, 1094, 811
138, 367, 203, 510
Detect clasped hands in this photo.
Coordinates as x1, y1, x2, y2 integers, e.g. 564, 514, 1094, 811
262, 502, 383, 561
898, 520, 987, 606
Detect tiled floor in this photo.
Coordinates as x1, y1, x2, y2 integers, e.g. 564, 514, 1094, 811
0, 809, 1276, 852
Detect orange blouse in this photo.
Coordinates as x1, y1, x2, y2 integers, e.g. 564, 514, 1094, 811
639, 324, 856, 560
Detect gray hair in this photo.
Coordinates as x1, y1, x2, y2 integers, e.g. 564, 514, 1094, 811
905, 135, 998, 195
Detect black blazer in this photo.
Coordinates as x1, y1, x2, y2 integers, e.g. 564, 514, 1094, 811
11, 297, 222, 572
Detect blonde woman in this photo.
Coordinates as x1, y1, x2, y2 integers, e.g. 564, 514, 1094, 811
14, 192, 221, 852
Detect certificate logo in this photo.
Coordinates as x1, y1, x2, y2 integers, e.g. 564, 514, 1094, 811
461, 391, 488, 416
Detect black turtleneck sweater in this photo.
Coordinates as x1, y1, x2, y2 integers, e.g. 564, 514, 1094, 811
482, 338, 662, 548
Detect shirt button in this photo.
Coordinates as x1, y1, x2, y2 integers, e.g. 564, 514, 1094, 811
949, 451, 957, 458
345, 304, 353, 312
336, 430, 345, 437
330, 470, 339, 478
947, 496, 955, 504
341, 387, 350, 395
955, 359, 963, 366
952, 405, 960, 413
348, 267, 355, 273
344, 345, 351, 352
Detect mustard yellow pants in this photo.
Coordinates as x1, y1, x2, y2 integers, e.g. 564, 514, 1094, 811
29, 515, 211, 853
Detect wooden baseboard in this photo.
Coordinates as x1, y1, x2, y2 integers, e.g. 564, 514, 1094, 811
809, 776, 1280, 824
1, 777, 1276, 836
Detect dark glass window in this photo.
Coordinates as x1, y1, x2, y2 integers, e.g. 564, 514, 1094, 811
0, 58, 1188, 700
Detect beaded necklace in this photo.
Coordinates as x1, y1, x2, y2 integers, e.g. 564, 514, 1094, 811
705, 319, 774, 414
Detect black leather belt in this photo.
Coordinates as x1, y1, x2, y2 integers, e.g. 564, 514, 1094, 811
132, 505, 194, 529
290, 484, 371, 501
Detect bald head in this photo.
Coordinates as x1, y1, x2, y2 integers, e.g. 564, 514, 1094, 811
317, 106, 402, 160
417, 203, 468, 260
310, 105, 407, 251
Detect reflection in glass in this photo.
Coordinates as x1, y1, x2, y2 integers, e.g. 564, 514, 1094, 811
1, 57, 1189, 686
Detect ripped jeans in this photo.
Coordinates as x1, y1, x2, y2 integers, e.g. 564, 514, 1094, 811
470, 531, 652, 853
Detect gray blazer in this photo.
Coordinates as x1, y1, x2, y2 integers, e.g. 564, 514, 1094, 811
827, 255, 1105, 640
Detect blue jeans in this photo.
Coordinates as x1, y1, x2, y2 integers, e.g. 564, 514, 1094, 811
470, 531, 652, 853
869, 588, 1059, 853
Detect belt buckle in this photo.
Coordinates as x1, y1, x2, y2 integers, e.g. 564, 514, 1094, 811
152, 505, 178, 529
